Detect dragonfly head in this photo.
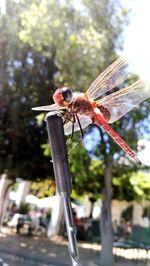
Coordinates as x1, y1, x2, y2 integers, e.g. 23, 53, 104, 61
53, 87, 73, 107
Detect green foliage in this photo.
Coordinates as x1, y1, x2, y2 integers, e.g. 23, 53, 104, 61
19, 202, 30, 214
112, 169, 150, 201
0, 0, 129, 180
41, 143, 51, 157
113, 173, 134, 201
18, 0, 103, 88
68, 136, 104, 199
17, 0, 130, 90
31, 178, 56, 198
143, 207, 150, 220
129, 171, 150, 200
121, 205, 133, 221
0, 0, 55, 179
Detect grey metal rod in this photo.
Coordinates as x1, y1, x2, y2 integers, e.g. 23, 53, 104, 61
62, 193, 82, 266
45, 112, 82, 266
46, 112, 71, 195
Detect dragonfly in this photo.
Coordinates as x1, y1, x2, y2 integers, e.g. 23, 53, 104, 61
32, 57, 150, 163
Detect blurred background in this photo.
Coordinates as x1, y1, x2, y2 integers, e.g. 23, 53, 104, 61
0, 0, 150, 265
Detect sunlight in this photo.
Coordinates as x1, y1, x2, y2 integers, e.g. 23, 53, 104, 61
113, 246, 150, 260
0, 232, 6, 238
123, 0, 150, 80
20, 242, 27, 247
138, 139, 150, 166
47, 252, 57, 258
0, 0, 6, 14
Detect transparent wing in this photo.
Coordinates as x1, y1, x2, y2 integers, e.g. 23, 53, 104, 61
64, 115, 92, 135
86, 57, 128, 100
32, 104, 64, 111
97, 80, 150, 123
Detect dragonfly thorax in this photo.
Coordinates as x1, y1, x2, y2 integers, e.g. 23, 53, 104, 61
71, 93, 95, 116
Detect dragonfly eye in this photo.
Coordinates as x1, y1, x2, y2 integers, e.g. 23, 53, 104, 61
61, 87, 73, 103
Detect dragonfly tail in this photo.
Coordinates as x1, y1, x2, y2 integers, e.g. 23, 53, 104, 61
93, 113, 140, 163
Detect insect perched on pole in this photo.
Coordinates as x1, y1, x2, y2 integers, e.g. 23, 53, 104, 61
33, 57, 150, 163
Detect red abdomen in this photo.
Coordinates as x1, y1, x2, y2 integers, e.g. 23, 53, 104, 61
92, 112, 140, 163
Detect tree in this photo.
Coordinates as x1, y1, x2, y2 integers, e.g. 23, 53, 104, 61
129, 171, 150, 201
0, 1, 55, 180
0, 1, 56, 225
1, 1, 149, 265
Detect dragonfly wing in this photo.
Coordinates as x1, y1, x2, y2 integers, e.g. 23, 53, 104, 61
86, 57, 128, 100
64, 115, 92, 135
97, 80, 150, 123
32, 103, 63, 112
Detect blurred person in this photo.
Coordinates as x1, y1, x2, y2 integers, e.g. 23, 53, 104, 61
112, 220, 119, 240
10, 203, 18, 216
29, 209, 40, 231
117, 219, 126, 240
73, 211, 80, 228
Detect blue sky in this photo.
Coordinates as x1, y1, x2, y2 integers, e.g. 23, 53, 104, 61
0, 0, 6, 14
122, 0, 150, 165
123, 0, 150, 80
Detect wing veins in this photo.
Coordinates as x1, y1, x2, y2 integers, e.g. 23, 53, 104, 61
96, 80, 150, 123
87, 57, 128, 100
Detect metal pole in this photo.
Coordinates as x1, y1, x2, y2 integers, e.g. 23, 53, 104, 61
45, 112, 82, 266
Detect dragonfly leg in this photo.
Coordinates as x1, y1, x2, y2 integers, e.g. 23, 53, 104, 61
76, 114, 84, 140
67, 114, 84, 155
67, 135, 83, 155
66, 114, 75, 145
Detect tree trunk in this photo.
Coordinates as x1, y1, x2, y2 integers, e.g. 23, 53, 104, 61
100, 160, 114, 266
